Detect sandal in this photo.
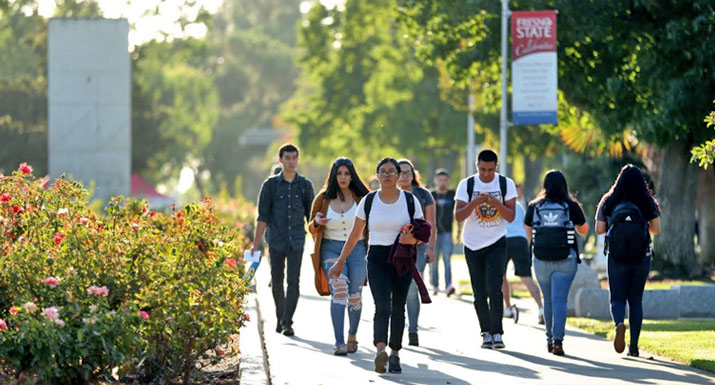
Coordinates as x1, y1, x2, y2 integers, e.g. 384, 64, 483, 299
334, 344, 348, 356
347, 340, 358, 353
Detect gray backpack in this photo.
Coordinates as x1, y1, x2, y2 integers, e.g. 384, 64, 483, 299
531, 201, 576, 261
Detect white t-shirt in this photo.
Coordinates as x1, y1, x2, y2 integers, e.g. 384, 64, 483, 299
455, 174, 517, 250
356, 191, 424, 246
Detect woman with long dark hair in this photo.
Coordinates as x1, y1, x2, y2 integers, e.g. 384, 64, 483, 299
596, 164, 661, 357
329, 157, 424, 374
397, 159, 436, 347
309, 157, 370, 355
524, 170, 588, 356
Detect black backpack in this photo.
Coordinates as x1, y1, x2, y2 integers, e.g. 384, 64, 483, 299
364, 190, 415, 226
467, 175, 507, 204
530, 201, 576, 261
606, 201, 649, 263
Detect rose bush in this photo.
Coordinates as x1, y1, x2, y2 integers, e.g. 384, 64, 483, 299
0, 165, 249, 384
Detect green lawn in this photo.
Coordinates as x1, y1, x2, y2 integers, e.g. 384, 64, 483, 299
567, 318, 715, 373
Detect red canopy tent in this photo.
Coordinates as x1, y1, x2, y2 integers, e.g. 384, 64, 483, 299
131, 174, 175, 208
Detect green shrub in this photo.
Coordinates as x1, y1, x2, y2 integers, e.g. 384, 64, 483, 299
0, 164, 249, 384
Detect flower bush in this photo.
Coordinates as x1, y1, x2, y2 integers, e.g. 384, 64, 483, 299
0, 165, 249, 384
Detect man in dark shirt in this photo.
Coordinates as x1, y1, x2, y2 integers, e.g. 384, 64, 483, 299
252, 144, 314, 336
430, 169, 457, 296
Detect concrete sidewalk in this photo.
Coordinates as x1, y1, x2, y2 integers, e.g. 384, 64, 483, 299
241, 243, 714, 385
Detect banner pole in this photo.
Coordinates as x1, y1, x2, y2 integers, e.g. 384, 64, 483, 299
499, 0, 510, 175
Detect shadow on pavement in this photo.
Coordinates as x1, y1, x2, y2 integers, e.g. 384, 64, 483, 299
499, 350, 714, 384
415, 346, 540, 379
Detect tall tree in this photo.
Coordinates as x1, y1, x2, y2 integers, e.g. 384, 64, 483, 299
399, 0, 715, 276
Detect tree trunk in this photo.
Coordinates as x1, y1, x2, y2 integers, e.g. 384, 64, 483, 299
697, 168, 715, 267
523, 156, 543, 202
653, 140, 700, 277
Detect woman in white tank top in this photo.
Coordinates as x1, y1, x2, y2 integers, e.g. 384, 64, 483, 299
308, 158, 370, 356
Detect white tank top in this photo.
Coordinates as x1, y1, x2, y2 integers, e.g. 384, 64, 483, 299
323, 203, 360, 242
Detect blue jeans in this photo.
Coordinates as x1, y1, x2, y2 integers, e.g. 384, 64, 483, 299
533, 252, 577, 343
321, 239, 367, 346
608, 255, 650, 348
430, 232, 453, 289
407, 243, 428, 333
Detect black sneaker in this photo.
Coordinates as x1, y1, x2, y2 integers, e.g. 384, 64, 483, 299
282, 326, 295, 336
627, 345, 639, 357
388, 355, 402, 373
481, 332, 493, 349
276, 324, 282, 333
492, 333, 505, 349
547, 342, 553, 353
408, 332, 419, 346
552, 339, 564, 356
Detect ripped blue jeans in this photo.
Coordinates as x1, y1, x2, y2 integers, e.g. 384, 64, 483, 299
321, 239, 367, 346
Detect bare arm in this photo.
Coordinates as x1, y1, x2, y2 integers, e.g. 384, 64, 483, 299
649, 217, 660, 234
425, 204, 437, 249
455, 199, 480, 222
575, 222, 589, 236
596, 220, 607, 235
525, 225, 532, 243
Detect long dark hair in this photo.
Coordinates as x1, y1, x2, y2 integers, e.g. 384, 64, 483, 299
599, 164, 660, 217
530, 169, 583, 208
321, 157, 369, 201
397, 159, 422, 188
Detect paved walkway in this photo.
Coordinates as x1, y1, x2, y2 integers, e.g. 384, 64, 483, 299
240, 242, 714, 385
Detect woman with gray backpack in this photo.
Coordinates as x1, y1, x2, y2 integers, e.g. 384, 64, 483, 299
524, 170, 588, 356
596, 165, 661, 358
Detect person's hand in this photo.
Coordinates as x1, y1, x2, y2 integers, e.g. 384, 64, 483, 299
484, 193, 498, 206
472, 194, 487, 206
426, 247, 436, 263
314, 213, 331, 226
251, 243, 260, 253
328, 259, 345, 279
399, 230, 418, 245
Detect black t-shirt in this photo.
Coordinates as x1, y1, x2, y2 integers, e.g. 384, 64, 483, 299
431, 189, 456, 234
524, 199, 587, 227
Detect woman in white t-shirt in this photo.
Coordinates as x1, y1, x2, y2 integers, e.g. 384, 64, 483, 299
329, 158, 424, 374
309, 158, 370, 356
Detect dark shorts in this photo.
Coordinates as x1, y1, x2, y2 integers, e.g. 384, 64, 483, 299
505, 237, 532, 277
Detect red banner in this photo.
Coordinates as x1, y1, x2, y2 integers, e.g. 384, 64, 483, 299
511, 10, 557, 61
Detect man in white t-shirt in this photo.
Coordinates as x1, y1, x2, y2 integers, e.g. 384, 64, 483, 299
455, 149, 516, 349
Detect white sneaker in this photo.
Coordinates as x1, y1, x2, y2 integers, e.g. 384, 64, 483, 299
538, 307, 545, 325
503, 306, 513, 318
492, 333, 505, 349
480, 332, 493, 349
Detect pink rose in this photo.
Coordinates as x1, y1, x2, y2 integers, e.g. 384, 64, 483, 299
225, 258, 237, 270
18, 163, 33, 175
139, 310, 149, 320
40, 277, 60, 287
0, 318, 7, 331
87, 285, 109, 297
9, 306, 19, 315
43, 306, 65, 327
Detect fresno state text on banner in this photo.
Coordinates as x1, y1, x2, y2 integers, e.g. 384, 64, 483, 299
511, 10, 558, 126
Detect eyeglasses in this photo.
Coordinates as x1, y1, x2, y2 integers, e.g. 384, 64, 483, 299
378, 170, 399, 177
399, 171, 413, 177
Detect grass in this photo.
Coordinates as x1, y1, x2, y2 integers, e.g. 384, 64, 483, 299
567, 318, 715, 373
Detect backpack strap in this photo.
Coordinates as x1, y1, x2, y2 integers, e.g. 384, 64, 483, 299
364, 191, 377, 226
405, 191, 415, 222
499, 175, 507, 204
467, 176, 474, 202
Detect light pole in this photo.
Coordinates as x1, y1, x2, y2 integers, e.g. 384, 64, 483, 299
467, 88, 475, 177
499, 0, 510, 175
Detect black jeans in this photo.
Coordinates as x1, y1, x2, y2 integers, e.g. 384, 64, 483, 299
465, 237, 507, 335
269, 245, 304, 329
367, 245, 413, 351
608, 255, 651, 348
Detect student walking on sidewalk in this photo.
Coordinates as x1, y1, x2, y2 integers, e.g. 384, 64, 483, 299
455, 150, 516, 350
397, 159, 436, 347
524, 170, 588, 356
596, 165, 661, 358
503, 184, 544, 325
252, 144, 315, 337
329, 158, 424, 374
430, 169, 457, 297
309, 158, 370, 356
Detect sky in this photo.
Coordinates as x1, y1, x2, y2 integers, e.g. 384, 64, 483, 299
36, 0, 223, 47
